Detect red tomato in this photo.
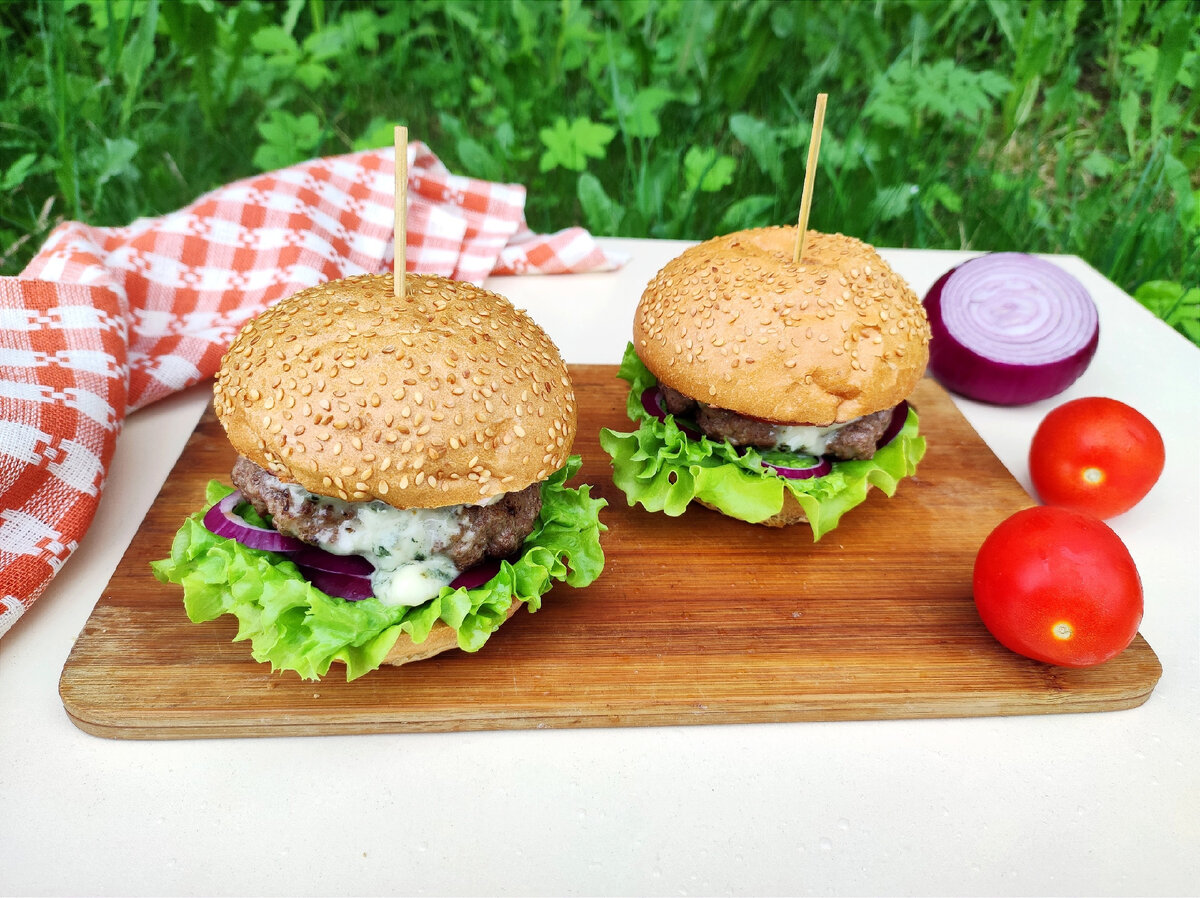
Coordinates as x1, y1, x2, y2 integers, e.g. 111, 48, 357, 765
972, 506, 1143, 667
1029, 397, 1165, 519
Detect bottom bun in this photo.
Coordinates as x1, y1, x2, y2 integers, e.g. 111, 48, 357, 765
377, 600, 524, 667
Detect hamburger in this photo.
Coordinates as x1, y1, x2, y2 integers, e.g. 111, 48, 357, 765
599, 226, 930, 537
153, 273, 606, 680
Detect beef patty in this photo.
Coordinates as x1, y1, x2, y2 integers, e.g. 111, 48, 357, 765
231, 456, 542, 571
658, 384, 893, 460
446, 482, 543, 570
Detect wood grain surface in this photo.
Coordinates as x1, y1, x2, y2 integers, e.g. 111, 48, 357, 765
59, 366, 1162, 739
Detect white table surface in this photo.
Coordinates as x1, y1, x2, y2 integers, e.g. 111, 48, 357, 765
1, 237, 1197, 896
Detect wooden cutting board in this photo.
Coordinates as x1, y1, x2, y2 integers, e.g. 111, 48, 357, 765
59, 366, 1162, 739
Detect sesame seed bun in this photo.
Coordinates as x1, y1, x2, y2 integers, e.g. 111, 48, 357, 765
214, 272, 577, 509
633, 227, 930, 426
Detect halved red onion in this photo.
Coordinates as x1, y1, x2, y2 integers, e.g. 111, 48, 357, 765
640, 386, 702, 437
762, 455, 832, 480
202, 491, 306, 553
924, 253, 1098, 405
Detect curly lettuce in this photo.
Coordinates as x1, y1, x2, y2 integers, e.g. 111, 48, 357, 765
151, 456, 606, 681
598, 343, 924, 539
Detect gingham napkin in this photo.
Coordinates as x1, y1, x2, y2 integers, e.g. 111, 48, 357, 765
0, 142, 626, 638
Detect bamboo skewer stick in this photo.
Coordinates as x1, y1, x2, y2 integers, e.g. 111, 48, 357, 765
394, 125, 408, 300
793, 93, 827, 264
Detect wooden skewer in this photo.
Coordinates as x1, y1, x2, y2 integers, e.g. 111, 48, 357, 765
793, 93, 827, 265
394, 125, 408, 300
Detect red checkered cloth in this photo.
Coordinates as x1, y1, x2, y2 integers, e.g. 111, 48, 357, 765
0, 142, 626, 638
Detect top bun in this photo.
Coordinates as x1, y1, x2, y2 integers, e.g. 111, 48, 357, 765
633, 227, 930, 425
215, 273, 576, 508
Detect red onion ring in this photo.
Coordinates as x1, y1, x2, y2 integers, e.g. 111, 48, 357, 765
449, 558, 503, 590
297, 566, 375, 602
925, 253, 1098, 405
876, 400, 909, 449
202, 491, 306, 553
292, 546, 374, 577
296, 556, 506, 603
640, 385, 666, 419
762, 456, 833, 480
640, 386, 702, 437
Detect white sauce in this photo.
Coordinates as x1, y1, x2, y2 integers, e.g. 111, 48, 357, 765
772, 422, 846, 456
370, 557, 460, 607
281, 482, 470, 608
335, 503, 466, 608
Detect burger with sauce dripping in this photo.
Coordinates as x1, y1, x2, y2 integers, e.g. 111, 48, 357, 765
153, 273, 606, 680
599, 226, 930, 537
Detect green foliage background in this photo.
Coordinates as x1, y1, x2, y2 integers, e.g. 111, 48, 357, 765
1, 0, 1197, 342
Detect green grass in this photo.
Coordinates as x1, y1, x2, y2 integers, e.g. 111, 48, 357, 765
1, 0, 1197, 343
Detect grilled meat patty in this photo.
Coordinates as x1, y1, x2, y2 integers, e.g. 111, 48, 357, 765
658, 384, 892, 460
823, 408, 894, 459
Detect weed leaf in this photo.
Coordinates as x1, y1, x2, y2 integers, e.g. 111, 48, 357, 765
538, 117, 615, 173
1, 154, 41, 192
619, 87, 674, 140
684, 147, 736, 193
254, 111, 321, 171
577, 173, 624, 236
730, 115, 784, 188
85, 138, 139, 188
717, 195, 775, 233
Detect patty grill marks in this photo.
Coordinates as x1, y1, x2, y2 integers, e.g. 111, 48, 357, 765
658, 384, 892, 460
231, 456, 542, 571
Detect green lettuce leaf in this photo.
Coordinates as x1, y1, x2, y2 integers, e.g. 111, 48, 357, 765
598, 343, 925, 539
151, 457, 606, 681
